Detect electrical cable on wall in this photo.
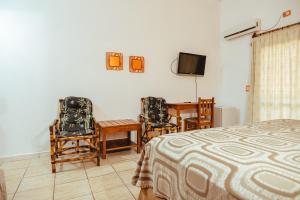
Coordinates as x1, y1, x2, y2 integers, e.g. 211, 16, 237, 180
170, 57, 199, 102
170, 57, 178, 75
260, 15, 282, 32
195, 76, 198, 102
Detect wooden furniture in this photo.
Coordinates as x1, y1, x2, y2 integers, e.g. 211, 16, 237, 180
98, 119, 141, 159
140, 97, 178, 144
184, 97, 215, 131
167, 102, 198, 131
50, 97, 100, 173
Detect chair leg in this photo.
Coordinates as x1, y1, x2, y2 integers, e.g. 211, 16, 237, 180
142, 130, 149, 144
58, 141, 62, 156
90, 138, 94, 152
76, 140, 80, 153
51, 156, 56, 173
50, 139, 56, 173
55, 143, 58, 158
95, 137, 100, 166
96, 153, 100, 166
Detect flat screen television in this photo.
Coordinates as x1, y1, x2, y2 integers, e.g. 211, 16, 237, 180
177, 52, 206, 76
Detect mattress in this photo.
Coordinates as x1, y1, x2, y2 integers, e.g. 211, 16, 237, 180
132, 119, 300, 200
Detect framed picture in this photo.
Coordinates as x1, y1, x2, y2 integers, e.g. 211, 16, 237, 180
106, 52, 123, 70
129, 56, 144, 73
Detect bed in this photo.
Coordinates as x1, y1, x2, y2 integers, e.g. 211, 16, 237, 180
132, 119, 300, 200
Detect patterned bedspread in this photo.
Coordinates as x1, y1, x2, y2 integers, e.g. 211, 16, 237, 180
132, 119, 300, 200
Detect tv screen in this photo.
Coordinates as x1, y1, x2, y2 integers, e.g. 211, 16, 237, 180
177, 52, 206, 76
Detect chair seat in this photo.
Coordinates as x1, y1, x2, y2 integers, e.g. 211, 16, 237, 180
151, 122, 177, 129
58, 129, 94, 137
184, 117, 212, 124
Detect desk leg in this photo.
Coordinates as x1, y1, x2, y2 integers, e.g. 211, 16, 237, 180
102, 130, 106, 159
176, 110, 182, 131
137, 127, 141, 153
127, 131, 131, 143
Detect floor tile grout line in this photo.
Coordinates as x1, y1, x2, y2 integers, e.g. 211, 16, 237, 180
126, 155, 140, 200
10, 159, 31, 200
83, 160, 96, 200
112, 164, 137, 200
21, 162, 53, 179
112, 153, 140, 199
4, 152, 140, 200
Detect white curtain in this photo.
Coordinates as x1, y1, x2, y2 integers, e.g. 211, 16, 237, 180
249, 24, 300, 122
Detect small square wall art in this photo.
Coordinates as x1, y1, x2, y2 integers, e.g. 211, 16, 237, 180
129, 56, 144, 73
106, 52, 123, 70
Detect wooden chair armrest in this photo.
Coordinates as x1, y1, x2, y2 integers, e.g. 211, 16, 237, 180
51, 119, 58, 126
139, 115, 154, 129
139, 114, 150, 122
168, 114, 178, 121
49, 119, 58, 139
49, 120, 58, 131
92, 117, 98, 127
92, 117, 100, 136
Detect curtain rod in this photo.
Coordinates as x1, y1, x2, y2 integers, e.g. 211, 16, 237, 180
252, 22, 300, 38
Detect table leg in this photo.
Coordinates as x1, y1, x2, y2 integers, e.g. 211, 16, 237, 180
137, 127, 141, 153
102, 130, 106, 159
127, 131, 131, 143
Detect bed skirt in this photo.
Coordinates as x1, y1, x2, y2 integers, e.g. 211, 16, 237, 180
138, 189, 164, 200
0, 169, 6, 200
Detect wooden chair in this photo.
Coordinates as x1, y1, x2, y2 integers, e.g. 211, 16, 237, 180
139, 97, 178, 144
184, 97, 215, 131
49, 96, 100, 173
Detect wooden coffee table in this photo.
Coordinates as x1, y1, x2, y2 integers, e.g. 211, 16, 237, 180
98, 119, 141, 159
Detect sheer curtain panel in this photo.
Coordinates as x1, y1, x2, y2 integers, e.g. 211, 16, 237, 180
249, 24, 300, 122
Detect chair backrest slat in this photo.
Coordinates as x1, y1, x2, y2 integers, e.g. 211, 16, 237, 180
197, 97, 215, 126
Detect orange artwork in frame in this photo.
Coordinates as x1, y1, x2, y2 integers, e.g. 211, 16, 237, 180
106, 52, 123, 70
129, 56, 144, 73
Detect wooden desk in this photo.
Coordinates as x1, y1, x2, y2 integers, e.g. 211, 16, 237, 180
98, 119, 141, 159
167, 102, 198, 131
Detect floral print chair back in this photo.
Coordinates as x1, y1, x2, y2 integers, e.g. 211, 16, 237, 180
59, 97, 93, 136
49, 96, 100, 173
139, 97, 178, 144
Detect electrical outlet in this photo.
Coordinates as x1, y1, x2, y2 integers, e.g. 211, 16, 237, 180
283, 10, 291, 18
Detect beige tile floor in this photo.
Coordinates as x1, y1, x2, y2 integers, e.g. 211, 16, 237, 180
0, 150, 141, 200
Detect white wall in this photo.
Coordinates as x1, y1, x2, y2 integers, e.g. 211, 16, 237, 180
0, 0, 221, 157
219, 0, 300, 124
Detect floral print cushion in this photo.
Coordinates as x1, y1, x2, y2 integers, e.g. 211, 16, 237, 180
58, 96, 94, 137
151, 122, 177, 128
60, 129, 94, 137
143, 97, 169, 124
61, 96, 92, 114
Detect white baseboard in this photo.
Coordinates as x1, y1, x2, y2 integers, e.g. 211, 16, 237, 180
0, 151, 50, 162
